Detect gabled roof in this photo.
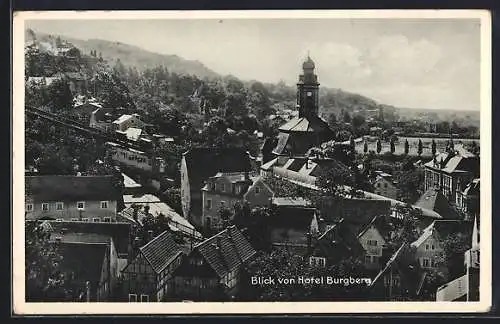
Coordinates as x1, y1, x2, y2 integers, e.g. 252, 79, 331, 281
194, 226, 256, 278
370, 243, 415, 288
182, 147, 252, 192
113, 114, 133, 124
47, 220, 131, 256
415, 188, 460, 219
436, 273, 468, 301
25, 175, 121, 202
314, 219, 365, 259
411, 220, 473, 249
139, 230, 185, 274
424, 151, 479, 174
357, 215, 392, 241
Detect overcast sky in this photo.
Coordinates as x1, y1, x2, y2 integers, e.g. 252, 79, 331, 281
26, 18, 481, 111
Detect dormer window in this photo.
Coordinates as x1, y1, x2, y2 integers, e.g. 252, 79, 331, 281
56, 202, 64, 211
255, 186, 261, 194
42, 203, 49, 212
100, 201, 109, 209
77, 201, 85, 210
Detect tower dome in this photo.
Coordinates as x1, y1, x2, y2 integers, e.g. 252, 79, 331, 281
302, 55, 315, 70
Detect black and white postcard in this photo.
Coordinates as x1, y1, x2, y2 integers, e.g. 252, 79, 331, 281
12, 10, 492, 314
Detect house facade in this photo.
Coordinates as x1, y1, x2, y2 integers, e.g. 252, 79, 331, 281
112, 114, 145, 132
171, 226, 256, 301
121, 231, 185, 302
456, 178, 480, 220
90, 107, 115, 132
25, 175, 121, 222
423, 150, 479, 203
372, 173, 398, 200
180, 148, 252, 227
357, 216, 388, 270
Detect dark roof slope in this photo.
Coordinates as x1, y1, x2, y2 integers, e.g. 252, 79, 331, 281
139, 230, 184, 274
415, 188, 460, 219
48, 221, 131, 256
195, 226, 256, 278
59, 242, 107, 286
314, 219, 365, 260
357, 215, 392, 240
278, 116, 332, 134
25, 175, 121, 202
182, 148, 251, 192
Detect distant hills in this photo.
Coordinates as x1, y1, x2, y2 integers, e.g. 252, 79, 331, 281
25, 28, 480, 126
25, 29, 219, 79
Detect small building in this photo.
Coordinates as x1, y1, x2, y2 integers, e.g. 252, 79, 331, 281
410, 219, 473, 281
372, 172, 398, 200
48, 230, 118, 302
121, 230, 187, 302
180, 148, 252, 228
369, 243, 423, 301
121, 173, 143, 195
269, 197, 316, 253
74, 101, 103, 116
112, 114, 145, 132
171, 225, 256, 301
25, 175, 121, 222
309, 218, 364, 268
424, 150, 479, 202
357, 216, 392, 270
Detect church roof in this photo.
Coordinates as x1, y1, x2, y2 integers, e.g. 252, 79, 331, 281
278, 116, 331, 133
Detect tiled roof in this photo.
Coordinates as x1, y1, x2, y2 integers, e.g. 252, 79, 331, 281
113, 114, 133, 124
315, 219, 365, 259
25, 175, 121, 202
370, 243, 410, 287
195, 226, 256, 278
278, 116, 331, 133
271, 197, 311, 207
47, 221, 131, 256
139, 231, 184, 274
357, 215, 392, 240
424, 151, 479, 174
183, 148, 252, 192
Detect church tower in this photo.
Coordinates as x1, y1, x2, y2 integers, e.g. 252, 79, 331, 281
297, 55, 320, 118
270, 55, 334, 157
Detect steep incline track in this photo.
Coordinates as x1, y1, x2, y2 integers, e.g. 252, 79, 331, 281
25, 106, 146, 151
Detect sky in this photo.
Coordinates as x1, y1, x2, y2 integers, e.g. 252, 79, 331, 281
25, 18, 482, 111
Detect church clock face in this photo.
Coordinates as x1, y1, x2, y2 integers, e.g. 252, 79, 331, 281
306, 91, 312, 97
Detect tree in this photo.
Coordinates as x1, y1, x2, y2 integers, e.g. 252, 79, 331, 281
342, 110, 351, 123
390, 137, 396, 154
404, 139, 409, 155
349, 136, 355, 153
417, 139, 423, 156
363, 141, 368, 154
218, 205, 233, 229
25, 221, 75, 301
328, 113, 337, 129
431, 139, 437, 156
46, 78, 73, 112
376, 138, 382, 154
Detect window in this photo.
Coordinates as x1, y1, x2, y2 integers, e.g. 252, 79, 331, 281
93, 217, 101, 222
128, 294, 137, 302
255, 186, 261, 194
206, 217, 212, 228
425, 244, 429, 250
26, 204, 33, 212
220, 201, 226, 207
71, 218, 79, 221
431, 245, 435, 250
367, 240, 378, 246
377, 183, 381, 188
56, 202, 64, 211
206, 199, 212, 210
220, 183, 225, 192
384, 183, 388, 188
77, 201, 85, 210
81, 218, 89, 222
100, 201, 109, 209
103, 217, 111, 223
56, 218, 63, 222
140, 294, 149, 302
42, 203, 49, 211
422, 258, 430, 268
365, 255, 372, 264
309, 256, 326, 268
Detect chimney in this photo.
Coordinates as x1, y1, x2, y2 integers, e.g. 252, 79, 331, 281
147, 230, 154, 242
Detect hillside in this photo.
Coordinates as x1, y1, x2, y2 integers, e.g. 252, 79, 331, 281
25, 29, 219, 79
